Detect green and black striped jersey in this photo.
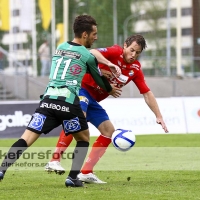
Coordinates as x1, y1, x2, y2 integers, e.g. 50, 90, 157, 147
42, 41, 112, 104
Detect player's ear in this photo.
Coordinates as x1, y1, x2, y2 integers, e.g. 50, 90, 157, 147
123, 43, 127, 49
82, 31, 88, 38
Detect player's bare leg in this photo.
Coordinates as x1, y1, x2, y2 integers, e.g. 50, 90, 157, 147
78, 120, 114, 184
45, 130, 73, 175
0, 130, 40, 181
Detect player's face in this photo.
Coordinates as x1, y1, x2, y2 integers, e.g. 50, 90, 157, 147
123, 41, 142, 63
85, 25, 98, 48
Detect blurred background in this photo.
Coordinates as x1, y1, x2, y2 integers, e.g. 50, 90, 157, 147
0, 0, 200, 100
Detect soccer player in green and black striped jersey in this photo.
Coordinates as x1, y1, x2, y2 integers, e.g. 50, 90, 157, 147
43, 41, 114, 104
0, 15, 121, 187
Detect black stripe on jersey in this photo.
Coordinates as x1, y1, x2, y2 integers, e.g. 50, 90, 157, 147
57, 96, 66, 101
44, 95, 50, 99
101, 76, 112, 92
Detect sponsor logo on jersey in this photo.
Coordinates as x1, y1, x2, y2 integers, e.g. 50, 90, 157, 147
93, 86, 104, 94
66, 80, 77, 86
55, 50, 81, 59
97, 48, 107, 52
131, 64, 140, 70
0, 111, 31, 131
70, 64, 82, 75
79, 96, 89, 104
40, 102, 70, 112
109, 77, 125, 88
116, 74, 129, 83
129, 70, 134, 76
63, 117, 81, 132
28, 113, 46, 131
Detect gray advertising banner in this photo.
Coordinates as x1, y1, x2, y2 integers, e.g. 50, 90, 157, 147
0, 101, 62, 138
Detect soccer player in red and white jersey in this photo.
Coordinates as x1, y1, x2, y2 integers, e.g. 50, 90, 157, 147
45, 34, 169, 183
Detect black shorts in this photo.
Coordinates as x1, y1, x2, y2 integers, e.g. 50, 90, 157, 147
26, 98, 88, 135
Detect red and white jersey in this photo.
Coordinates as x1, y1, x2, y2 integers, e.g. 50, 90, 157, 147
81, 45, 150, 102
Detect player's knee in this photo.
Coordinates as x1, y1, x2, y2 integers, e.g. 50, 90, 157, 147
98, 121, 115, 138
73, 129, 90, 142
100, 128, 115, 138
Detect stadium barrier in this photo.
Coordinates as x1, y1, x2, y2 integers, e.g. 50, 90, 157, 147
0, 97, 200, 138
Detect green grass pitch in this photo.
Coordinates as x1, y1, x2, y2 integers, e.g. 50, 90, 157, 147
0, 134, 200, 200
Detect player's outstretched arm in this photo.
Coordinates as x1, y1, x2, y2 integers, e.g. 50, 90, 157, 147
143, 91, 169, 133
90, 49, 121, 77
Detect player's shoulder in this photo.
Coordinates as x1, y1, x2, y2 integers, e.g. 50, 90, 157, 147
97, 45, 122, 55
57, 42, 68, 49
112, 44, 123, 50
108, 44, 123, 53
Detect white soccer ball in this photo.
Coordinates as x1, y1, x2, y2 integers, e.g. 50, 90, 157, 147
111, 129, 136, 152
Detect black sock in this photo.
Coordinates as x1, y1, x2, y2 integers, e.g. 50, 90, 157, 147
68, 141, 89, 179
0, 139, 28, 174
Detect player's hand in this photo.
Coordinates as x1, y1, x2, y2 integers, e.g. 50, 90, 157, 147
156, 118, 169, 133
108, 84, 122, 98
107, 61, 121, 77
100, 69, 112, 79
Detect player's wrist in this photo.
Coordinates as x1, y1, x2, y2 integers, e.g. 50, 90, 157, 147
107, 61, 113, 67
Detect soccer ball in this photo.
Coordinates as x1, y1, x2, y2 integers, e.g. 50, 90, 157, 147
111, 129, 136, 152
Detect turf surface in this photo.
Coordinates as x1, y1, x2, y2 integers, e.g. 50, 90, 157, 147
0, 134, 200, 200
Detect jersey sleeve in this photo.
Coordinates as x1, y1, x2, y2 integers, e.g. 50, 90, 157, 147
86, 54, 112, 92
96, 45, 121, 60
133, 70, 150, 94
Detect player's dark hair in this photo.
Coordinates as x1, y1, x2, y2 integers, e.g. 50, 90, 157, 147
125, 34, 147, 51
73, 15, 97, 38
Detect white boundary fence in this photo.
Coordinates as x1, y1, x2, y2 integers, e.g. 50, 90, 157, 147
88, 97, 200, 135
0, 97, 200, 138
